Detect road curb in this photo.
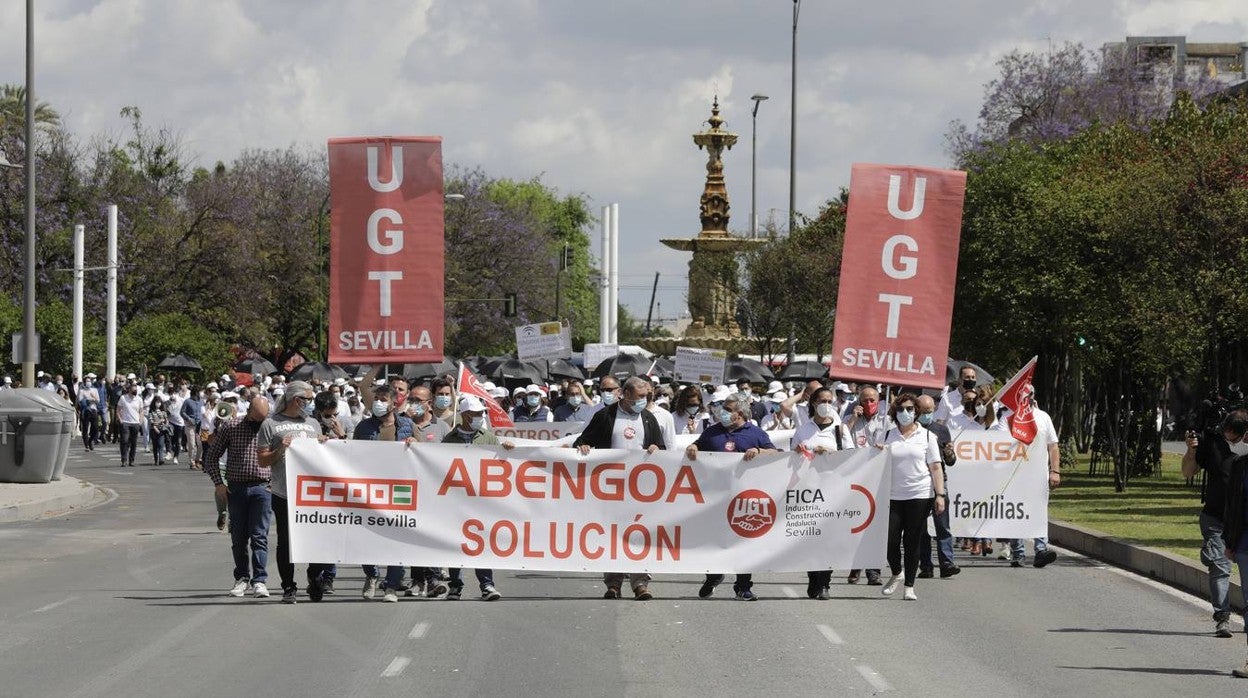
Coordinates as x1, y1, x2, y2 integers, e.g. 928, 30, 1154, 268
1050, 519, 1243, 612
0, 476, 107, 523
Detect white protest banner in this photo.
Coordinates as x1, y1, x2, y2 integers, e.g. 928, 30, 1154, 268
945, 431, 1049, 538
516, 322, 572, 361
582, 343, 617, 371
492, 421, 585, 442
286, 441, 891, 573
673, 346, 727, 385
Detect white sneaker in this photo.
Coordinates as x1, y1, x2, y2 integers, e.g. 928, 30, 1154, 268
481, 584, 501, 601
882, 575, 902, 596
903, 586, 917, 601
362, 576, 378, 599
382, 588, 398, 603
252, 582, 270, 598
229, 579, 249, 597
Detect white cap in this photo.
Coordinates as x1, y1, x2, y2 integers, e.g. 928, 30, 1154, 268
221, 390, 239, 400
513, 386, 526, 396
483, 381, 496, 391
86, 372, 97, 379
768, 391, 786, 402
491, 387, 508, 399
767, 380, 783, 394
525, 383, 542, 394
36, 370, 44, 378
333, 377, 347, 387
221, 373, 230, 380
655, 396, 670, 406
2, 377, 10, 383
649, 375, 660, 384
126, 373, 137, 381
146, 383, 156, 390
583, 379, 593, 386
373, 379, 386, 387
343, 386, 356, 397
832, 381, 850, 393
207, 381, 218, 389
458, 395, 486, 413
711, 387, 733, 403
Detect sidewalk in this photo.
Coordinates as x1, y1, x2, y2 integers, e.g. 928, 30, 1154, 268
0, 477, 107, 523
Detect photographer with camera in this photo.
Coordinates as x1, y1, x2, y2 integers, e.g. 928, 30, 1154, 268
1181, 407, 1246, 640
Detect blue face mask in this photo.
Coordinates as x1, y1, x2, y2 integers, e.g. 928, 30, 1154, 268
434, 395, 452, 410
411, 402, 427, 419
631, 398, 648, 414
917, 412, 934, 427
527, 395, 541, 408
719, 410, 733, 427
300, 400, 315, 418
568, 395, 583, 408
601, 391, 618, 406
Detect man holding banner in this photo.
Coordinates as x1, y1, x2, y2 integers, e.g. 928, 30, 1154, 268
995, 358, 1061, 569
574, 376, 665, 600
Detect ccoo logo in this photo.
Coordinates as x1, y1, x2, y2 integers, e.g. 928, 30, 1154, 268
727, 489, 776, 538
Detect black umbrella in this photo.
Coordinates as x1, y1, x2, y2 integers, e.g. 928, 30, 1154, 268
234, 357, 276, 376
945, 359, 995, 387
156, 353, 202, 372
724, 356, 774, 385
649, 357, 675, 380
591, 353, 654, 380
288, 362, 351, 384
487, 359, 545, 386
543, 358, 586, 381
778, 360, 828, 382
403, 357, 458, 382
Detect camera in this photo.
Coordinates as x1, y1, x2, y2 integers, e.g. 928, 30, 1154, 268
1186, 383, 1245, 437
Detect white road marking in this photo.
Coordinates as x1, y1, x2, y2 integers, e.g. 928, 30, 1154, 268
782, 586, 800, 599
33, 596, 78, 613
105, 470, 133, 476
856, 664, 893, 692
408, 622, 430, 639
815, 623, 843, 645
381, 657, 410, 677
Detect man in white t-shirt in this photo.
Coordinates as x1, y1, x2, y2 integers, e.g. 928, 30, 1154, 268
935, 365, 979, 424
116, 383, 145, 467
166, 386, 186, 464
1005, 400, 1061, 568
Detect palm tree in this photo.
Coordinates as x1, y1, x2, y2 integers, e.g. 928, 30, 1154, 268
0, 84, 60, 137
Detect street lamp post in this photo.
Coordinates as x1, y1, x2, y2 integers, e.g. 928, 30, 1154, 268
21, 0, 36, 387
750, 94, 768, 239
789, 0, 800, 238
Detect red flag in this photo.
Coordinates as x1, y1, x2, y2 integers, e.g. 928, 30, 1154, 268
993, 356, 1038, 444
456, 362, 514, 428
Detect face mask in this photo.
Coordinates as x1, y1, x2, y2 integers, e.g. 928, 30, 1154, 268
685, 405, 701, 417
718, 410, 734, 427
395, 393, 407, 407
815, 403, 837, 419
1229, 439, 1248, 457
526, 395, 541, 408
300, 400, 315, 418
975, 404, 988, 418
434, 395, 452, 410
568, 396, 583, 408
410, 402, 427, 418
601, 391, 618, 406
631, 398, 648, 414
918, 413, 934, 427
863, 402, 878, 417
961, 378, 976, 390
469, 416, 484, 431
372, 401, 390, 418
896, 409, 915, 426
963, 400, 976, 413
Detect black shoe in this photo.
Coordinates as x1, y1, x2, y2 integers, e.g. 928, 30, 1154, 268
846, 571, 860, 584
698, 580, 717, 599
866, 572, 882, 586
939, 564, 961, 578
1216, 619, 1233, 638
306, 572, 324, 602
1011, 558, 1024, 568
216, 512, 227, 531
806, 582, 820, 599
603, 586, 620, 599
1033, 550, 1057, 568
321, 578, 335, 595
917, 569, 934, 579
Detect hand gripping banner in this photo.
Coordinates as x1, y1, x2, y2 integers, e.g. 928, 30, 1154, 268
286, 441, 893, 573
328, 137, 445, 363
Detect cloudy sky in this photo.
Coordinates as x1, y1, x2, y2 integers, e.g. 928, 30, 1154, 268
3, 0, 1247, 323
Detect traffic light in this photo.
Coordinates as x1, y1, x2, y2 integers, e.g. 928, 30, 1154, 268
504, 292, 517, 317
561, 244, 573, 271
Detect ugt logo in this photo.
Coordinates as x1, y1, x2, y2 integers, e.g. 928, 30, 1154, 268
727, 489, 776, 538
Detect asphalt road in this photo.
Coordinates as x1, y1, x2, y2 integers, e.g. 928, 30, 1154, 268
0, 440, 1244, 697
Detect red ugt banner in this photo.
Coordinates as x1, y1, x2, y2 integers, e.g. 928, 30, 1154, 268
829, 164, 966, 389
328, 137, 444, 363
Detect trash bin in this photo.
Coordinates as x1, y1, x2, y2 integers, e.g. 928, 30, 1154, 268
0, 388, 72, 484
21, 389, 75, 480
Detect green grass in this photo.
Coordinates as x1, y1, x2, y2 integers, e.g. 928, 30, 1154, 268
1048, 453, 1205, 562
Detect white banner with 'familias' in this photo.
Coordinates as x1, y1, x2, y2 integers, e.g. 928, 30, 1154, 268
944, 431, 1050, 538
285, 440, 891, 573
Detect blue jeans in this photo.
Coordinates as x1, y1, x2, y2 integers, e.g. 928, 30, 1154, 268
227, 482, 271, 583
1010, 536, 1049, 561
1200, 512, 1232, 619
449, 568, 495, 593
362, 564, 405, 590
920, 497, 955, 569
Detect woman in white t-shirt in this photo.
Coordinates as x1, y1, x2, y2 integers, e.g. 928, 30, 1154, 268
672, 385, 711, 436
877, 392, 945, 601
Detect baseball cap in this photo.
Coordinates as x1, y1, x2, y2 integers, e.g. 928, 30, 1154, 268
711, 387, 733, 403
221, 390, 239, 400
126, 373, 137, 381
525, 383, 543, 394
86, 372, 97, 379
768, 391, 786, 402
767, 380, 783, 394
513, 386, 526, 396
832, 381, 850, 394
458, 396, 485, 413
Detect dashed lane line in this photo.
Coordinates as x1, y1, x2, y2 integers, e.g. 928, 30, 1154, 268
32, 596, 78, 614
815, 623, 844, 645
782, 586, 800, 599
381, 657, 410, 678
855, 664, 893, 692
408, 622, 430, 639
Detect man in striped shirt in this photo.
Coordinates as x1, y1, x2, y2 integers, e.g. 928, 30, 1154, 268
203, 398, 273, 599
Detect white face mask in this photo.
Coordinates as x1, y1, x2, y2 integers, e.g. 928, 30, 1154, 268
974, 404, 987, 418
815, 403, 837, 419
1230, 438, 1248, 457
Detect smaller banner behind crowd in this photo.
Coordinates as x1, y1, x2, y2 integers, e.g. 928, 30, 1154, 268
287, 441, 892, 573
945, 431, 1049, 538
830, 163, 966, 389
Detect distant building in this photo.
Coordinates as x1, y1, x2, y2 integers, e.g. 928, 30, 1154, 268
1102, 36, 1248, 99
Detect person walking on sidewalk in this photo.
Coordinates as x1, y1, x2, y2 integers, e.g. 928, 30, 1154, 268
1215, 409, 1248, 677
202, 397, 273, 599
117, 382, 145, 467
1185, 408, 1244, 639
